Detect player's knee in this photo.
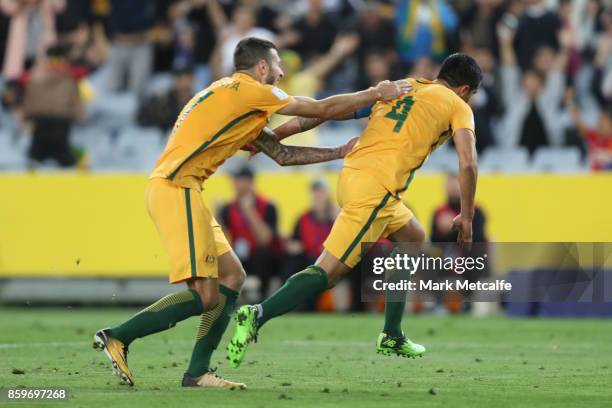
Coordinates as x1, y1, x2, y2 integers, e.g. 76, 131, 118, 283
227, 266, 247, 290
199, 289, 219, 312
190, 283, 219, 311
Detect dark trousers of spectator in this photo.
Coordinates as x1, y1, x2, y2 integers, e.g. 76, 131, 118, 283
28, 117, 76, 167
243, 247, 280, 303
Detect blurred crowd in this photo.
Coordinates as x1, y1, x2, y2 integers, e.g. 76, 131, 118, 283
0, 0, 611, 171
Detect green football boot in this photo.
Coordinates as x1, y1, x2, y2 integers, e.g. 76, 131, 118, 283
376, 332, 426, 358
227, 305, 258, 368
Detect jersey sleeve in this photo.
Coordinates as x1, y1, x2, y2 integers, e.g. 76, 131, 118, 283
247, 84, 293, 116
450, 100, 476, 135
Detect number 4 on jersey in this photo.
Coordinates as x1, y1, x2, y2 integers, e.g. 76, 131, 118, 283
385, 96, 414, 133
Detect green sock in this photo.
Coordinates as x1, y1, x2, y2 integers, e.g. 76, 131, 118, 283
258, 265, 328, 327
110, 289, 203, 345
383, 287, 406, 338
186, 285, 238, 377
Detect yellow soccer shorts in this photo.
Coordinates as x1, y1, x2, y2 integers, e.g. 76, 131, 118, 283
147, 178, 232, 283
324, 167, 414, 268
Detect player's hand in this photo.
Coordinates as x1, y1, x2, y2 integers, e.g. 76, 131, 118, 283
340, 136, 359, 157
374, 80, 412, 102
452, 214, 473, 249
240, 143, 260, 160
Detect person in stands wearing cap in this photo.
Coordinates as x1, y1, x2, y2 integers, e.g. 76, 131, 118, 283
219, 167, 280, 301
284, 178, 338, 311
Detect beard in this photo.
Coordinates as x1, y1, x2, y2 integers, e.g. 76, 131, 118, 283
265, 71, 276, 85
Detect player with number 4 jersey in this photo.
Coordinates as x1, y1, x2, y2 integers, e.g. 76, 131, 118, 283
228, 53, 482, 367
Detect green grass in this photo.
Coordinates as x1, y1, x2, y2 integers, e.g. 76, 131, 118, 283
0, 309, 611, 408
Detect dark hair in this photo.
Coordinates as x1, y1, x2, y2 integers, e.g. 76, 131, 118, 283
437, 53, 482, 92
232, 166, 255, 180
234, 37, 277, 71
46, 43, 70, 59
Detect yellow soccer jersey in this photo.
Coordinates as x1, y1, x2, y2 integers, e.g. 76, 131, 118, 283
344, 78, 475, 197
150, 72, 293, 190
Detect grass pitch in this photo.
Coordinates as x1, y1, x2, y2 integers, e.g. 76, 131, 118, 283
0, 308, 610, 407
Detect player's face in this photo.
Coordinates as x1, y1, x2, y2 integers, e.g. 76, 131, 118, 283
265, 49, 284, 85
458, 85, 478, 103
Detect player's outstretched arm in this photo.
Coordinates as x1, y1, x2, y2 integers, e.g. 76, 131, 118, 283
451, 128, 478, 245
273, 109, 368, 142
252, 127, 357, 166
273, 116, 327, 141
276, 80, 411, 120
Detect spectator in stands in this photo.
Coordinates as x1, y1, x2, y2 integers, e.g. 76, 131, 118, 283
150, 0, 177, 74
513, 0, 562, 71
497, 20, 571, 154
289, 0, 337, 62
284, 178, 338, 311
354, 2, 398, 82
219, 166, 280, 300
470, 47, 501, 153
61, 21, 108, 74
274, 33, 359, 145
172, 20, 195, 70
1, 78, 23, 112
280, 32, 359, 98
285, 178, 337, 267
430, 173, 488, 313
206, 1, 274, 78
360, 50, 392, 90
566, 89, 612, 171
182, 0, 284, 89
106, 0, 155, 94
1, 0, 64, 79
458, 0, 503, 53
0, 78, 23, 133
395, 0, 459, 65
592, 7, 612, 108
431, 173, 487, 243
22, 44, 83, 167
136, 66, 193, 133
181, 0, 216, 89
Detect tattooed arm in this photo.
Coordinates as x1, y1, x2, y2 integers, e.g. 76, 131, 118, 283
253, 127, 357, 167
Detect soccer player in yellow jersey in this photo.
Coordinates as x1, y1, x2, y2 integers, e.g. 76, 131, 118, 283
229, 53, 482, 365
92, 37, 411, 389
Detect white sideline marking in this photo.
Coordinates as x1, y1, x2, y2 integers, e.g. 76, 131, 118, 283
281, 340, 370, 347
0, 341, 88, 349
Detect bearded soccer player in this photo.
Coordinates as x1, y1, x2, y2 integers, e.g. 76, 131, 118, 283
92, 37, 410, 389
228, 53, 482, 366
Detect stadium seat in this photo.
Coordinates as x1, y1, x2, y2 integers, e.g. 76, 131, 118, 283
112, 126, 165, 171
531, 147, 585, 173
479, 147, 530, 173
0, 129, 27, 170
87, 92, 138, 129
420, 146, 458, 172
